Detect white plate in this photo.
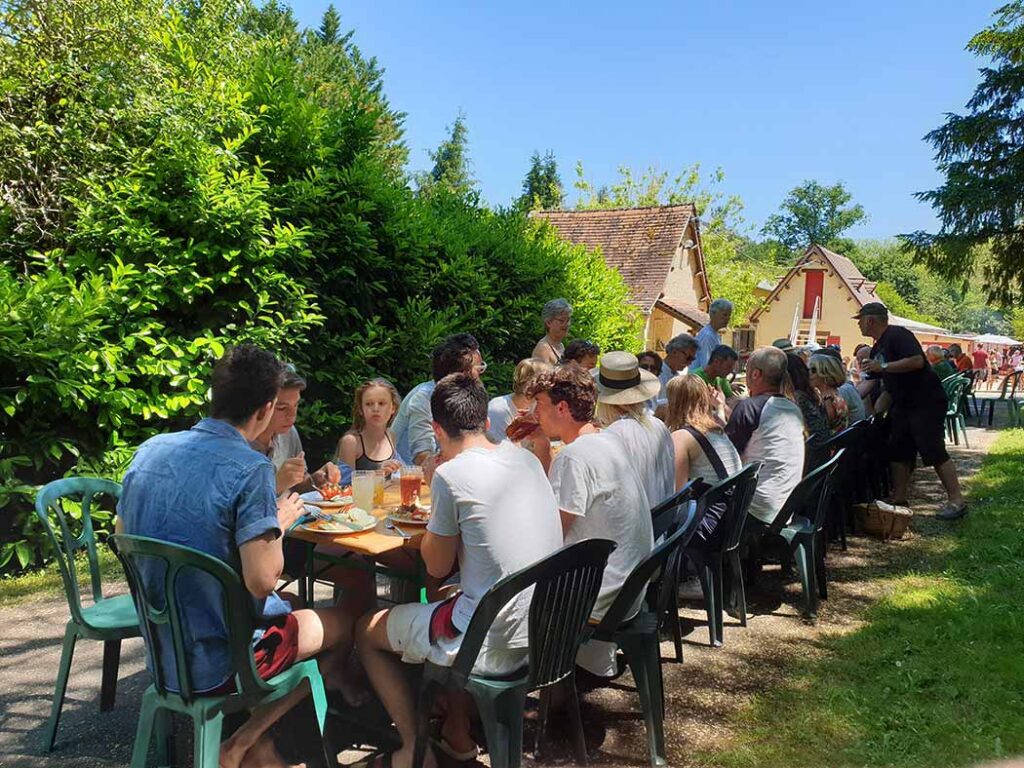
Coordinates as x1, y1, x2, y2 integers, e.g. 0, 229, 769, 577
386, 505, 431, 526
298, 516, 377, 535
301, 490, 353, 508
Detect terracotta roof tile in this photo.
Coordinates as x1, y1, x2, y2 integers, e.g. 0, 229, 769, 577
532, 205, 700, 313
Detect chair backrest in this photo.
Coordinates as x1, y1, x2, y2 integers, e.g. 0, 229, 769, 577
598, 500, 703, 634
448, 538, 616, 689
650, 477, 701, 540
768, 450, 844, 535
811, 419, 867, 466
1002, 370, 1022, 399
941, 375, 970, 414
34, 478, 122, 627
111, 534, 270, 703
694, 462, 762, 555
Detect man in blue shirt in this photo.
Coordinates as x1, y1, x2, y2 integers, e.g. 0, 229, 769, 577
118, 344, 355, 768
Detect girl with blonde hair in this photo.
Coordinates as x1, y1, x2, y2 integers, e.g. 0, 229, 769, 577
336, 378, 403, 474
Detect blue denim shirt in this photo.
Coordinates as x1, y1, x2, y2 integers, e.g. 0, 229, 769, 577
118, 418, 288, 692
391, 380, 436, 463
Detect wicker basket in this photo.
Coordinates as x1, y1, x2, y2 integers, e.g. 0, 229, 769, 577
855, 501, 913, 540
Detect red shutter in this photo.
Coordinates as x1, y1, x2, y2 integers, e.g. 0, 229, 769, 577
803, 271, 824, 319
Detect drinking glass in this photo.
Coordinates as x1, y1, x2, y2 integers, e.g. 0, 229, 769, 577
373, 469, 386, 507
352, 470, 376, 512
400, 466, 423, 506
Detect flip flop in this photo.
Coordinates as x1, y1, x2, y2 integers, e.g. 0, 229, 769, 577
432, 737, 479, 762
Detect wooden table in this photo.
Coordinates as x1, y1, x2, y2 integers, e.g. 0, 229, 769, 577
286, 480, 430, 603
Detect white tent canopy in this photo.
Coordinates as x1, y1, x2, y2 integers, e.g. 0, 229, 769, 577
974, 333, 1022, 346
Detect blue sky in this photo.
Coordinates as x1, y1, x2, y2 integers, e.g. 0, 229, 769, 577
290, 1, 995, 240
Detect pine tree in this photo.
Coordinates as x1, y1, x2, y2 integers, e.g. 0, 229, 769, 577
517, 150, 564, 210
902, 1, 1024, 303
417, 112, 475, 198
317, 4, 342, 44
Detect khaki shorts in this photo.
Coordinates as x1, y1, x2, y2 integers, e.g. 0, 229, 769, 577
385, 601, 528, 677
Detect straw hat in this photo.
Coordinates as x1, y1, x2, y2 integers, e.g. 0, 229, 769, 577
591, 351, 661, 405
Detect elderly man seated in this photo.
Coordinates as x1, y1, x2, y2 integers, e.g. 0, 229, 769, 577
926, 345, 957, 381
725, 346, 805, 526
357, 374, 563, 768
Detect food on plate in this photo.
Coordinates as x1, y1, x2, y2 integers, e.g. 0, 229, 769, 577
309, 506, 376, 532
391, 501, 431, 523
318, 482, 351, 501
505, 413, 540, 442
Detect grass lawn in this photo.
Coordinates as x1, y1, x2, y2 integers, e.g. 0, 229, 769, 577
703, 428, 1024, 767
0, 546, 123, 609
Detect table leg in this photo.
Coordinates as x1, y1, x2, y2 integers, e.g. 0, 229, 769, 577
299, 541, 314, 606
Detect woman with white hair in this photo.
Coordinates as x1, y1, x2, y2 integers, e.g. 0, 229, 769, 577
531, 298, 572, 364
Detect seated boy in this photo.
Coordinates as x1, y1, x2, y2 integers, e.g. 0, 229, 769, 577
356, 373, 563, 768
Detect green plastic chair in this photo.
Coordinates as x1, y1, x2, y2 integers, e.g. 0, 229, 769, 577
684, 462, 762, 647
34, 477, 139, 752
110, 534, 329, 768
759, 451, 844, 619
984, 371, 1021, 428
581, 501, 704, 767
649, 478, 702, 663
942, 375, 972, 447
409, 538, 616, 768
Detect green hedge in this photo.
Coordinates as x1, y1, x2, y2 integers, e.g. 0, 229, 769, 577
0, 0, 640, 573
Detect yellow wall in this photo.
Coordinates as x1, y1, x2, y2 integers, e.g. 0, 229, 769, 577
662, 246, 703, 309
751, 261, 871, 355
645, 308, 696, 353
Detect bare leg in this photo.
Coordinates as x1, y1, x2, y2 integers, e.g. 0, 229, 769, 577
221, 607, 353, 768
889, 461, 912, 505
438, 691, 476, 755
935, 459, 964, 506
356, 610, 437, 768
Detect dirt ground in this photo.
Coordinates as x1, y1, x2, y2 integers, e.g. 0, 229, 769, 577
0, 420, 1001, 768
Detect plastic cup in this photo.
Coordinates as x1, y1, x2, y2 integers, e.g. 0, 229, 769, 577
400, 466, 423, 506
352, 470, 376, 512
373, 470, 386, 506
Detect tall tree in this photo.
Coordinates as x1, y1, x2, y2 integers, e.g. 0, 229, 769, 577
518, 150, 563, 210
317, 4, 343, 44
761, 180, 867, 253
902, 1, 1024, 304
417, 112, 475, 198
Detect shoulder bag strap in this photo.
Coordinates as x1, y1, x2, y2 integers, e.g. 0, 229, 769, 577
683, 426, 729, 480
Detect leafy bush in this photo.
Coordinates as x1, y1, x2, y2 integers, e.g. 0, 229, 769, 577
0, 0, 639, 574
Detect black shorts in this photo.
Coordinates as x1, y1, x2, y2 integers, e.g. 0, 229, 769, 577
887, 399, 949, 468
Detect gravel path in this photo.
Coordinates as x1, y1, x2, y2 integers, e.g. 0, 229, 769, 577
0, 419, 1003, 768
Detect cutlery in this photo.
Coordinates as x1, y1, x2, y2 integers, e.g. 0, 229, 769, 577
386, 520, 411, 539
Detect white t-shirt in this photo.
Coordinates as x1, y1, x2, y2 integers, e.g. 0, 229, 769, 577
427, 442, 563, 650
726, 394, 805, 524
486, 394, 518, 442
606, 416, 676, 507
549, 431, 654, 620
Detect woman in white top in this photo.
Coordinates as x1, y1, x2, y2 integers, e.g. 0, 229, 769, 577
592, 352, 676, 508
488, 358, 554, 471
666, 374, 742, 490
531, 298, 572, 365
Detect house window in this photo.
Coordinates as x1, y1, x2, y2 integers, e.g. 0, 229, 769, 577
732, 328, 755, 354
803, 270, 824, 319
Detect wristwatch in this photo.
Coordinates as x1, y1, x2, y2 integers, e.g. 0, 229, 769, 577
881, 361, 889, 371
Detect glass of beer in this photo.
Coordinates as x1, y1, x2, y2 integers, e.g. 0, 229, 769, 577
400, 466, 423, 507
352, 470, 376, 512
373, 469, 386, 507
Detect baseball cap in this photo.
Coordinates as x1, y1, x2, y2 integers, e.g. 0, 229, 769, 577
772, 338, 795, 353
853, 302, 888, 319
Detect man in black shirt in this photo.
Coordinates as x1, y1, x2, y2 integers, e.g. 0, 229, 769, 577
856, 303, 966, 519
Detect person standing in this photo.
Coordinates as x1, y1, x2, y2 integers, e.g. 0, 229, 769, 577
693, 298, 733, 369
531, 298, 573, 365
972, 345, 990, 386
856, 303, 967, 519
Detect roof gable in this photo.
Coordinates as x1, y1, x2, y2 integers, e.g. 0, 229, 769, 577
532, 205, 708, 313
750, 244, 879, 322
